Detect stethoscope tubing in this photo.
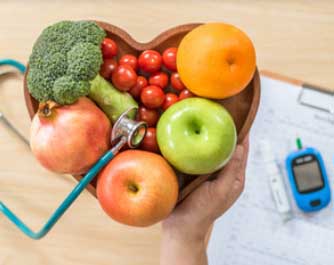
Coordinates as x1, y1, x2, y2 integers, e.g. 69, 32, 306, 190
0, 59, 26, 73
0, 149, 115, 239
0, 58, 103, 239
0, 59, 143, 240
0, 58, 29, 145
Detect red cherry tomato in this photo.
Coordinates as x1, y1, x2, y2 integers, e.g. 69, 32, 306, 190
140, 127, 159, 153
162, 93, 178, 110
179, 89, 194, 100
170, 72, 186, 91
162, 47, 177, 71
129, 76, 148, 98
119, 54, 138, 71
100, 59, 118, 80
101, 38, 118, 59
140, 85, 165, 109
148, 72, 169, 89
112, 65, 137, 92
137, 106, 160, 127
138, 50, 162, 73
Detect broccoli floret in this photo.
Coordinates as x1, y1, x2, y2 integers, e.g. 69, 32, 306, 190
29, 21, 75, 66
27, 20, 106, 104
67, 43, 103, 81
71, 21, 106, 46
27, 68, 54, 102
53, 76, 90, 105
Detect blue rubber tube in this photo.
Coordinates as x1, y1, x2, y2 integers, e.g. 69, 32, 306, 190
0, 150, 114, 239
0, 59, 26, 73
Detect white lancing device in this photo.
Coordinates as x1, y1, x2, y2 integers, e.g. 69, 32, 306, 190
267, 162, 292, 221
261, 141, 292, 221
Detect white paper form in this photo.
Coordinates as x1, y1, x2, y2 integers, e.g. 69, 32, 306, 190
208, 75, 334, 265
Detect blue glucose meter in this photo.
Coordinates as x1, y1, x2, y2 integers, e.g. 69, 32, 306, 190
286, 138, 331, 212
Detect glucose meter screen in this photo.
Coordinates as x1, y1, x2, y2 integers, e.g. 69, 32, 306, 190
293, 161, 324, 193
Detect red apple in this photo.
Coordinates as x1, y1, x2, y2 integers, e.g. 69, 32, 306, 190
96, 150, 179, 227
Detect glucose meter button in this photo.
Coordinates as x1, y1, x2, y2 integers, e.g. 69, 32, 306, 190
304, 156, 312, 162
296, 158, 304, 164
310, 199, 321, 207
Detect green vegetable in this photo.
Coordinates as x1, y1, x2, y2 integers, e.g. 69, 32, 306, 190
89, 74, 138, 123
27, 20, 106, 104
53, 76, 90, 105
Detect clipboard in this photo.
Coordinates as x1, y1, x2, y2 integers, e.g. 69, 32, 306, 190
261, 70, 334, 114
208, 70, 334, 265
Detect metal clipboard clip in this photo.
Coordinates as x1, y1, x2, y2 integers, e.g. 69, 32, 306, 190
297, 83, 334, 115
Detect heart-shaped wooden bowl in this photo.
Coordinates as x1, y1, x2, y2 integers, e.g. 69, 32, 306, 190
23, 21, 260, 202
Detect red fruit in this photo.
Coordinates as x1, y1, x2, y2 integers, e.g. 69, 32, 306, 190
170, 72, 186, 91
140, 85, 165, 109
140, 127, 159, 153
162, 93, 178, 110
179, 89, 194, 100
112, 65, 138, 91
96, 150, 178, 227
129, 76, 148, 98
101, 38, 118, 58
30, 98, 111, 175
100, 58, 118, 79
149, 72, 169, 89
138, 50, 162, 73
162, 47, 177, 71
119, 54, 138, 71
138, 106, 159, 127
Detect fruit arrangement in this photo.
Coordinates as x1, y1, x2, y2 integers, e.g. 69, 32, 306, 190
24, 21, 260, 227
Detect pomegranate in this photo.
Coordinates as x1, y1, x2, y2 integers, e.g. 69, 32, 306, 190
30, 97, 111, 175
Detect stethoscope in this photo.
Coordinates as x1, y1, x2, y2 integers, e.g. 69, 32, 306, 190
0, 59, 29, 145
0, 58, 147, 239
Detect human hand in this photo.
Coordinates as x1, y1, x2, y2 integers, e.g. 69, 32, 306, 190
160, 135, 249, 265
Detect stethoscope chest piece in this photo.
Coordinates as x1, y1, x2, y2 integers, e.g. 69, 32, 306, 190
111, 107, 147, 149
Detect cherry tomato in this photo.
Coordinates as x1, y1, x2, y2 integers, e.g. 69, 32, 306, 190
137, 106, 160, 127
148, 72, 169, 89
119, 54, 138, 71
162, 47, 177, 71
100, 59, 118, 80
129, 76, 148, 98
101, 38, 118, 59
162, 93, 178, 110
140, 85, 165, 109
170, 72, 186, 91
179, 89, 194, 100
140, 127, 159, 153
138, 50, 162, 73
112, 65, 137, 92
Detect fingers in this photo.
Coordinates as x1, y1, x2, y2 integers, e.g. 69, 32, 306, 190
164, 135, 250, 230
204, 224, 214, 248
207, 135, 249, 217
235, 135, 249, 184
213, 137, 248, 193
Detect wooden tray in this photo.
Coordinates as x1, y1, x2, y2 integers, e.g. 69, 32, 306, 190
23, 22, 261, 202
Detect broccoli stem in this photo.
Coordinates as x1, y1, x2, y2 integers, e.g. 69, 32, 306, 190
89, 74, 138, 123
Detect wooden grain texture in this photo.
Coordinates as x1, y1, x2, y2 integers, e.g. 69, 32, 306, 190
23, 22, 260, 202
1, 1, 334, 265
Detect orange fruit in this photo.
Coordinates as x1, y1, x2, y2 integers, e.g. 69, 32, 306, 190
177, 23, 256, 99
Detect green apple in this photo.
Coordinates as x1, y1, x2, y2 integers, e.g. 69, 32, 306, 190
157, 98, 237, 175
